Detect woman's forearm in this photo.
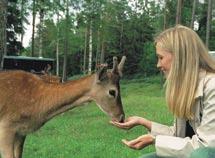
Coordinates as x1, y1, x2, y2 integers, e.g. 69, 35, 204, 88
139, 118, 152, 131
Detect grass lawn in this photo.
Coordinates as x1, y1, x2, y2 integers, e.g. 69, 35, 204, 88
23, 76, 173, 158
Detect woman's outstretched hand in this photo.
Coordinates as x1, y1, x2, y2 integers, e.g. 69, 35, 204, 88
122, 134, 155, 150
110, 116, 147, 130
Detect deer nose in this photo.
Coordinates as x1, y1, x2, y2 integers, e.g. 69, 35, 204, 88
119, 114, 125, 123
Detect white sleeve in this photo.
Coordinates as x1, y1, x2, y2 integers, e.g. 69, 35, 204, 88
154, 78, 215, 158
151, 121, 175, 136
155, 135, 202, 158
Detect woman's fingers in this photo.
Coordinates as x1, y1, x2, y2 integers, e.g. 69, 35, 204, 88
131, 141, 147, 150
109, 121, 131, 129
109, 116, 142, 129
122, 138, 143, 149
121, 135, 153, 150
122, 138, 140, 146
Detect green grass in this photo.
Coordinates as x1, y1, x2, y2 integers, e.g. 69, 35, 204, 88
23, 76, 173, 158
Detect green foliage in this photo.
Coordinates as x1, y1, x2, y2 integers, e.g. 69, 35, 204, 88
181, 0, 193, 27
139, 42, 158, 76
165, 0, 177, 28
22, 76, 173, 158
6, 0, 24, 55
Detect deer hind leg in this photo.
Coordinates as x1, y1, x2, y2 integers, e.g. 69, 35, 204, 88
0, 128, 15, 158
14, 134, 26, 158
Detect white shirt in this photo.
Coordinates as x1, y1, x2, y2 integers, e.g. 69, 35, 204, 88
150, 70, 215, 158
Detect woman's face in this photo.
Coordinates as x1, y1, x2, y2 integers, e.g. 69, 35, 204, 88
156, 45, 173, 77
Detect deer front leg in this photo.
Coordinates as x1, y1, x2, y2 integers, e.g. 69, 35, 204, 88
0, 128, 15, 158
14, 135, 26, 158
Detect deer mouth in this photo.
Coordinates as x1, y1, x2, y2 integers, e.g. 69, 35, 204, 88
119, 114, 125, 123
112, 114, 124, 123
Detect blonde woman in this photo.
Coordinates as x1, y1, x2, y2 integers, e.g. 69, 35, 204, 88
111, 25, 215, 158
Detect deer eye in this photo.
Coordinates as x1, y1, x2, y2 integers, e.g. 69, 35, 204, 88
109, 90, 116, 98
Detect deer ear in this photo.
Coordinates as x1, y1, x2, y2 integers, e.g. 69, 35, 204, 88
96, 65, 108, 83
118, 56, 126, 77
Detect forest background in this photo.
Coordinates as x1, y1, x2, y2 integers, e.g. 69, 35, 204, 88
0, 0, 214, 80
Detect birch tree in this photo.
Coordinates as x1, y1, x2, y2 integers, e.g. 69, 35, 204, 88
20, 0, 25, 46
190, 0, 197, 29
32, 0, 36, 56
88, 20, 92, 74
38, 0, 45, 57
83, 26, 88, 74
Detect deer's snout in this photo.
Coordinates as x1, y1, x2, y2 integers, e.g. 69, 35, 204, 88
111, 113, 125, 123
119, 114, 125, 123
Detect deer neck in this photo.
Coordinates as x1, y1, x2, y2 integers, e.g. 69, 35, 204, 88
43, 74, 95, 121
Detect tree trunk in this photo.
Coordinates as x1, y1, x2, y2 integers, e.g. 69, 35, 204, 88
176, 0, 182, 24
56, 13, 60, 76
206, 0, 212, 48
20, 0, 25, 47
119, 23, 123, 52
95, 30, 100, 68
163, 0, 167, 30
0, 0, 7, 70
39, 0, 44, 57
190, 0, 197, 29
100, 37, 105, 64
88, 20, 92, 75
62, 0, 69, 81
32, 0, 36, 57
83, 26, 88, 74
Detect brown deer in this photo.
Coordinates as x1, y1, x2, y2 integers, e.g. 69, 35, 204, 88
39, 74, 61, 83
0, 56, 126, 158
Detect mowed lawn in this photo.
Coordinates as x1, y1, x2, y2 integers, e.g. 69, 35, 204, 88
23, 76, 173, 158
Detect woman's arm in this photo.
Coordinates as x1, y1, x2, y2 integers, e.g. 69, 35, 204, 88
110, 116, 152, 130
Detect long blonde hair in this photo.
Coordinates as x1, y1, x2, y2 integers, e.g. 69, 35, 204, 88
155, 25, 215, 120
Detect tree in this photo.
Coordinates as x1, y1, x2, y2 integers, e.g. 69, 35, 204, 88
52, 0, 65, 76
6, 0, 23, 55
190, 0, 197, 29
83, 26, 88, 74
62, 0, 69, 81
38, 0, 45, 57
18, 0, 29, 47
163, 0, 167, 30
88, 20, 92, 74
45, 0, 65, 75
0, 0, 7, 69
31, 0, 36, 56
206, 0, 212, 48
56, 12, 60, 76
176, 0, 182, 24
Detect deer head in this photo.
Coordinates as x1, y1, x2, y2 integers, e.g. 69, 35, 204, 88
90, 56, 126, 123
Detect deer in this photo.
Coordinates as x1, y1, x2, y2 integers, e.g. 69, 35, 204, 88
0, 56, 126, 158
